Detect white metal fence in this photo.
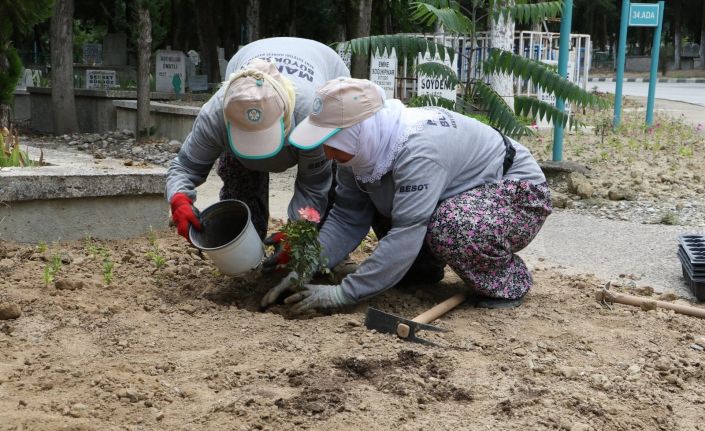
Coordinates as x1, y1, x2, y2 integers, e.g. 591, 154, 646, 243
353, 31, 592, 103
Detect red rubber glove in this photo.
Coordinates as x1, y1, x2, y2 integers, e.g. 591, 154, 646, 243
170, 193, 201, 240
262, 231, 291, 272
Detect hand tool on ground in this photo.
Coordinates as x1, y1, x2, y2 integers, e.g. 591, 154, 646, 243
364, 292, 468, 345
597, 283, 705, 319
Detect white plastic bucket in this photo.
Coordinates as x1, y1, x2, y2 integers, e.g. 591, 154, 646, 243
189, 200, 264, 275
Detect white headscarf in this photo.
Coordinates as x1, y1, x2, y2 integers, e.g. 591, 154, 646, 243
325, 97, 406, 183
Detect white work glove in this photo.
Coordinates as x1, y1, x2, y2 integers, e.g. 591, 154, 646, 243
284, 283, 355, 314
261, 271, 308, 308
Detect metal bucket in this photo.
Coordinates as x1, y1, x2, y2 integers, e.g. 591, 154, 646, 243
189, 200, 264, 275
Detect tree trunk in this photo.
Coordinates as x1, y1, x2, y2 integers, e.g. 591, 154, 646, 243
196, 0, 221, 83
489, 0, 515, 109
700, 3, 705, 69
246, 0, 260, 43
0, 105, 10, 130
288, 0, 296, 36
50, 0, 78, 134
674, 6, 681, 70
137, 2, 152, 141
346, 0, 373, 78
222, 0, 238, 58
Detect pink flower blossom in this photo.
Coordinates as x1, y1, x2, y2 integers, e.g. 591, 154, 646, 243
298, 207, 321, 223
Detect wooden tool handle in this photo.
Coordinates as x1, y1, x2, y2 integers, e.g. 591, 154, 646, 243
602, 291, 705, 319
412, 292, 468, 324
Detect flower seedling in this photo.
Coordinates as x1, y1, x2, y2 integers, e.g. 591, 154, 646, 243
279, 207, 329, 286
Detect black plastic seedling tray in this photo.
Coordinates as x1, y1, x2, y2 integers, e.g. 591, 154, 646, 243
678, 235, 705, 301
681, 265, 705, 301
679, 235, 705, 264
678, 248, 705, 275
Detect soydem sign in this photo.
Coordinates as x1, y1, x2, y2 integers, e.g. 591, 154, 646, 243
628, 3, 659, 27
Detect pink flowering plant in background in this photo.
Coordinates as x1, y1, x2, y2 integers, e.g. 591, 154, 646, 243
279, 207, 329, 286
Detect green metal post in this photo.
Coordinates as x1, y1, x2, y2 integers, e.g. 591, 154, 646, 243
613, 0, 630, 128
552, 0, 573, 161
645, 1, 665, 126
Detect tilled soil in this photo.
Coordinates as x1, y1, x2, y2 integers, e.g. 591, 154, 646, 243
1, 232, 705, 430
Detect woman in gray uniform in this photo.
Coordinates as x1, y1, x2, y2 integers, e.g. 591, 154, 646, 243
166, 38, 349, 245
262, 78, 552, 313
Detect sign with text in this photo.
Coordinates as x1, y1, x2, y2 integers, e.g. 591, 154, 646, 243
189, 75, 209, 92
370, 48, 397, 99
82, 43, 102, 65
628, 3, 659, 27
337, 44, 352, 70
416, 49, 458, 102
155, 50, 186, 93
86, 70, 117, 89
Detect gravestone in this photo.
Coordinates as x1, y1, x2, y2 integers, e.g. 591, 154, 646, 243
189, 75, 209, 92
370, 48, 397, 99
82, 43, 102, 65
86, 70, 117, 89
155, 50, 186, 93
337, 44, 352, 70
15, 69, 34, 91
217, 47, 227, 81
186, 50, 199, 83
103, 33, 127, 66
416, 48, 458, 102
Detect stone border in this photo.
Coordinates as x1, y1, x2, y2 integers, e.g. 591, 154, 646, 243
0, 146, 166, 202
113, 100, 200, 142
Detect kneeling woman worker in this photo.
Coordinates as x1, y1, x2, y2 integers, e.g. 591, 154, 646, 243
262, 78, 552, 313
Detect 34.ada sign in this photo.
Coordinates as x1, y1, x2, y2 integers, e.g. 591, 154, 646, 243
628, 3, 660, 27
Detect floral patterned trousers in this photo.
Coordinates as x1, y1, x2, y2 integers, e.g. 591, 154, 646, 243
426, 179, 552, 299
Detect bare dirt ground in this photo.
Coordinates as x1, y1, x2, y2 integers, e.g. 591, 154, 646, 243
1, 230, 705, 431
2, 97, 705, 430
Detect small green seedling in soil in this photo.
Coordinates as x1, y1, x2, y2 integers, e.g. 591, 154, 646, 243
102, 258, 114, 284
659, 211, 679, 226
42, 253, 62, 287
147, 226, 158, 247
98, 246, 114, 284
146, 249, 166, 270
84, 236, 99, 259
36, 241, 48, 253
145, 226, 167, 270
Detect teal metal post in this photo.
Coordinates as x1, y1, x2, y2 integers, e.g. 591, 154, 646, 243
645, 1, 665, 126
613, 0, 630, 128
552, 0, 573, 161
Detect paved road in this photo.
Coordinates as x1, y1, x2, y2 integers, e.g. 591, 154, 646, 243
590, 81, 705, 107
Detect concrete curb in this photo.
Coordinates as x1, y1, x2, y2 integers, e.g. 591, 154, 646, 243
588, 77, 705, 83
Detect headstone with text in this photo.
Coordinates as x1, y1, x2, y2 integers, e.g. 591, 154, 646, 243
86, 70, 117, 89
82, 43, 102, 65
370, 48, 397, 99
337, 44, 352, 70
189, 75, 209, 92
416, 48, 458, 102
155, 50, 186, 93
